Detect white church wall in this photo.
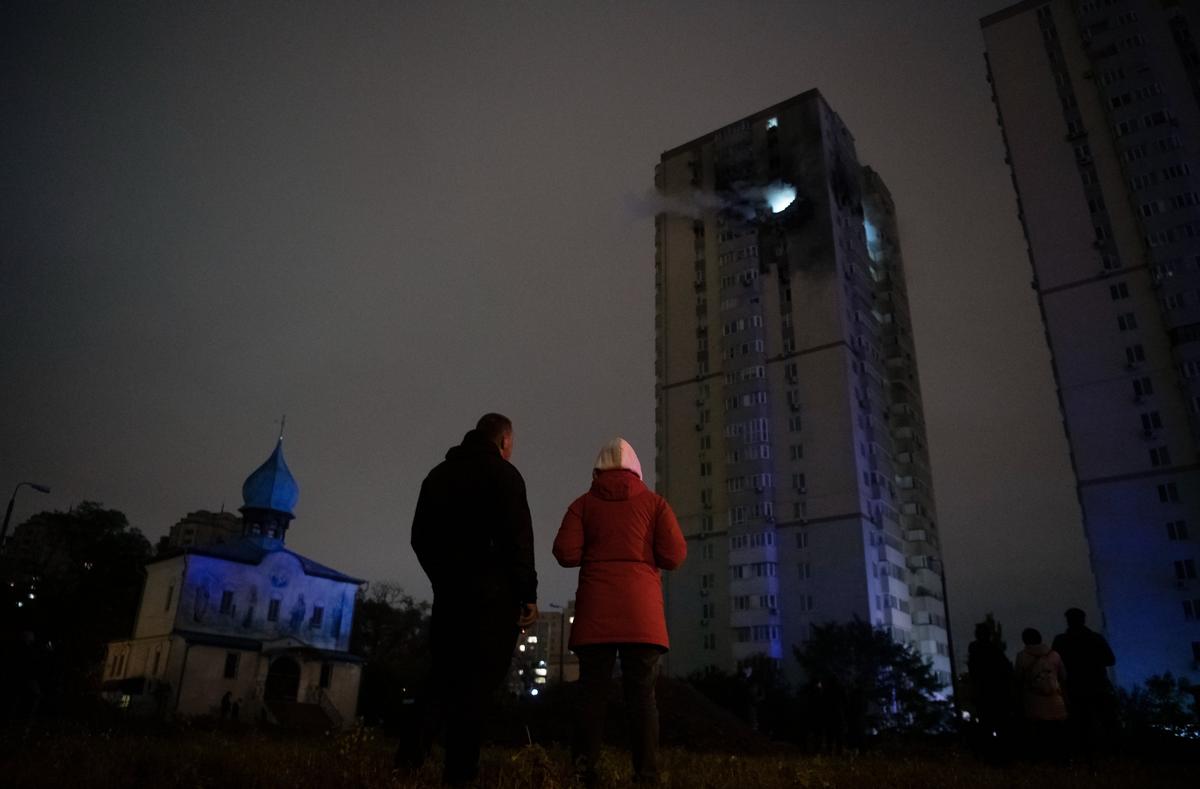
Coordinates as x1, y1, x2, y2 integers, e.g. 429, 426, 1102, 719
134, 559, 186, 639
180, 552, 357, 651
175, 644, 260, 718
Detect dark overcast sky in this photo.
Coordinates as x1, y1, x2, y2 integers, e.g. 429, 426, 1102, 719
1, 0, 1097, 660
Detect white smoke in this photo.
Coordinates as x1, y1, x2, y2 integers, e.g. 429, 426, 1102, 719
626, 180, 798, 221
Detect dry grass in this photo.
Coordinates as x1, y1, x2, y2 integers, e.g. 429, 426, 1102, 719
0, 721, 1193, 788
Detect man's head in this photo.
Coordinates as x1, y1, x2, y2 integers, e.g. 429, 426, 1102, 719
1064, 607, 1086, 628
1021, 627, 1042, 647
476, 413, 514, 460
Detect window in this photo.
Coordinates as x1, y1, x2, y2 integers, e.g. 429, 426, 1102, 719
699, 434, 711, 450
1175, 559, 1197, 580
1117, 313, 1137, 331
219, 590, 234, 615
1125, 345, 1145, 365
1109, 283, 1130, 300
165, 584, 175, 612
700, 572, 714, 590
1168, 521, 1189, 540
268, 599, 281, 622
796, 530, 809, 549
790, 444, 804, 461
310, 606, 325, 629
1133, 377, 1153, 398
703, 633, 716, 650
788, 415, 802, 432
1158, 483, 1179, 503
1150, 446, 1171, 467
319, 662, 333, 689
792, 473, 807, 492
700, 461, 712, 477
700, 514, 713, 532
701, 542, 713, 560
152, 649, 161, 676
224, 652, 240, 679
1141, 412, 1163, 431
798, 562, 812, 580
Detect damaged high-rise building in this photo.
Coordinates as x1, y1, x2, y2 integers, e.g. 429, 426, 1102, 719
654, 89, 952, 686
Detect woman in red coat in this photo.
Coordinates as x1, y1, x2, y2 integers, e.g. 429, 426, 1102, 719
553, 438, 686, 786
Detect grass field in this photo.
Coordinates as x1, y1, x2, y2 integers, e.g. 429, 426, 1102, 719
1, 721, 1195, 789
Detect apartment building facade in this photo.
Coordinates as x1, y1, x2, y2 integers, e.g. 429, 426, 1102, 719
654, 90, 951, 687
982, 0, 1200, 685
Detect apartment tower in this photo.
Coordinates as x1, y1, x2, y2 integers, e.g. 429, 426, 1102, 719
654, 90, 952, 686
982, 0, 1200, 685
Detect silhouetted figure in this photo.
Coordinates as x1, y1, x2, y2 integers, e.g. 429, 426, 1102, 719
1052, 607, 1116, 761
400, 413, 539, 786
967, 620, 1013, 762
1014, 627, 1067, 763
553, 438, 686, 787
220, 690, 232, 719
9, 631, 43, 721
805, 677, 848, 754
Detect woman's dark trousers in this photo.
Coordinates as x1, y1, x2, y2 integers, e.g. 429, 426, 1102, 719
574, 644, 662, 785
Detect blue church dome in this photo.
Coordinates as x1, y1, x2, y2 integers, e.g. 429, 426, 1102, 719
241, 439, 299, 516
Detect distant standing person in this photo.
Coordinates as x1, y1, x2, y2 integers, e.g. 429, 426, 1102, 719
553, 438, 686, 787
1013, 627, 1068, 763
1052, 607, 1116, 760
967, 621, 1013, 761
403, 413, 539, 785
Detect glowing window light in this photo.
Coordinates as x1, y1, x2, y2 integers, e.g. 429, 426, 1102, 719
534, 677, 546, 684
766, 184, 796, 214
534, 668, 548, 676
767, 116, 779, 129
526, 636, 537, 644
518, 644, 526, 652
529, 688, 539, 696
568, 616, 574, 624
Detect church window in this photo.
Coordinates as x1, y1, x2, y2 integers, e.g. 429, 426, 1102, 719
319, 662, 333, 689
268, 599, 281, 622
152, 649, 161, 675
219, 590, 234, 615
165, 584, 174, 612
310, 606, 325, 629
223, 652, 240, 679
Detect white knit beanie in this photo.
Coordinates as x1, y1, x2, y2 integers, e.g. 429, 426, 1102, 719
594, 437, 643, 479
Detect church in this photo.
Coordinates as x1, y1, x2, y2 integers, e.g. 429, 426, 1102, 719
101, 435, 364, 727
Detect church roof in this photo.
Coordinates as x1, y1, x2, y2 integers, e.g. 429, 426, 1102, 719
150, 539, 365, 585
241, 439, 299, 516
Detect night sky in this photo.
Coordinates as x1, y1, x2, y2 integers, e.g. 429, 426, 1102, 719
1, 1, 1096, 661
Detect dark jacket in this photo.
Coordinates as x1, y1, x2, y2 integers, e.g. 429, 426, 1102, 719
553, 469, 686, 649
412, 430, 537, 607
1051, 626, 1115, 696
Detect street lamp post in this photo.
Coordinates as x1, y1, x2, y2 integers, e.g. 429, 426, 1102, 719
1, 481, 51, 547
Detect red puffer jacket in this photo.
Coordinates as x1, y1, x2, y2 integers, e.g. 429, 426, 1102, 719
553, 469, 687, 649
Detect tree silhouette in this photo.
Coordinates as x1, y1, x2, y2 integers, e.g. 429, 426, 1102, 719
795, 618, 951, 740
0, 501, 152, 710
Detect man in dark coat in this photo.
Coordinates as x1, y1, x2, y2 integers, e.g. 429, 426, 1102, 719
401, 413, 538, 785
1051, 607, 1115, 762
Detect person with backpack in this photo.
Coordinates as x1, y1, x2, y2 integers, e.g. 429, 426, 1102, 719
1013, 627, 1068, 762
